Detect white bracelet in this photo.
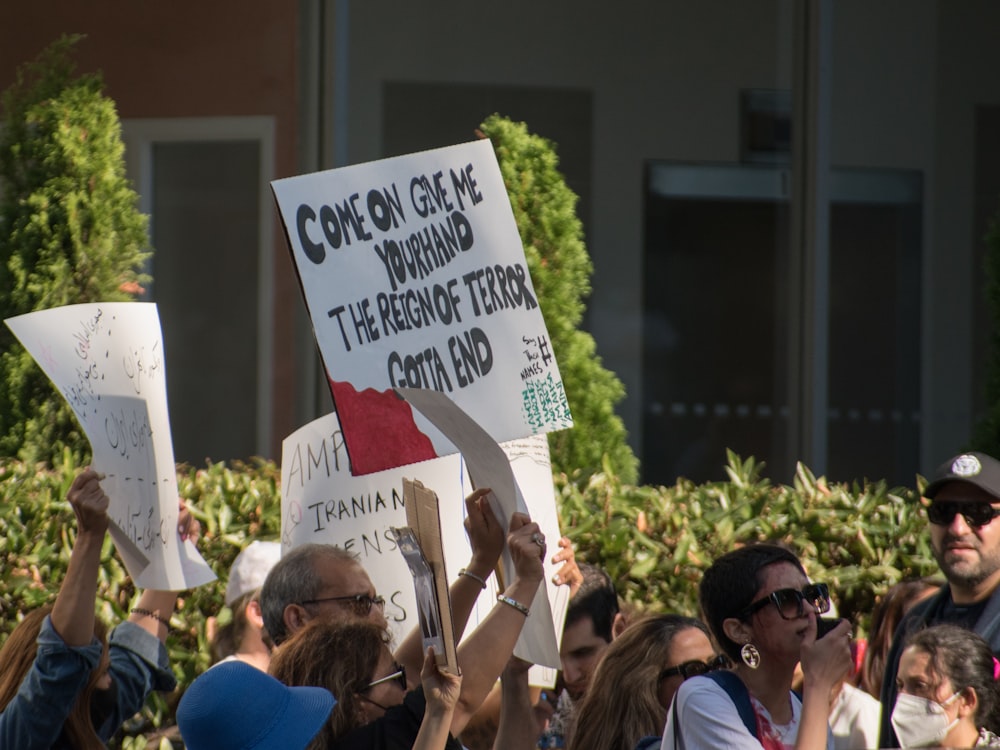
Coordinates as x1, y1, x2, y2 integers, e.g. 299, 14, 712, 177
496, 594, 529, 617
458, 568, 488, 589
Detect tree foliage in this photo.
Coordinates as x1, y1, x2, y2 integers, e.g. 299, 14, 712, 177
0, 35, 150, 465
479, 115, 638, 484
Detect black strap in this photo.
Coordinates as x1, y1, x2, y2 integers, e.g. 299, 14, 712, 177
704, 670, 758, 739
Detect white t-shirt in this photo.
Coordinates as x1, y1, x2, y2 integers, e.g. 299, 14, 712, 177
662, 674, 834, 750
828, 683, 880, 750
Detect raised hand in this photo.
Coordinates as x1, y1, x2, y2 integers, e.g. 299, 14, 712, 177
67, 467, 110, 536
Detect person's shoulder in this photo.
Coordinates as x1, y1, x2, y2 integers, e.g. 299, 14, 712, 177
836, 683, 881, 717
676, 673, 734, 707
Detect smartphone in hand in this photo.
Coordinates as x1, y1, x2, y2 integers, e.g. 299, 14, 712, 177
816, 617, 841, 638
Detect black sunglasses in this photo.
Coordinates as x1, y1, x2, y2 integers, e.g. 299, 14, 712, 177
659, 653, 731, 682
300, 593, 386, 617
927, 500, 1000, 528
740, 582, 830, 621
365, 661, 407, 692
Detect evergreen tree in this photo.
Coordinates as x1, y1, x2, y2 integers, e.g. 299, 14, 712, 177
479, 115, 639, 483
0, 35, 150, 465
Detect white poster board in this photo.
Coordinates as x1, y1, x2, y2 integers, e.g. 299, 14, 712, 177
271, 139, 573, 476
281, 410, 566, 674
5, 302, 215, 590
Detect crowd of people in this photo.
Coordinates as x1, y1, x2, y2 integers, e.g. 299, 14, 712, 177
5, 449, 1000, 749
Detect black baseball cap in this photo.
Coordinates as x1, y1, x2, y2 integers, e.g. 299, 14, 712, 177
923, 451, 1000, 500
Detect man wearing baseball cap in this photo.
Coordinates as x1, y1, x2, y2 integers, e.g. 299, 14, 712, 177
878, 451, 1000, 747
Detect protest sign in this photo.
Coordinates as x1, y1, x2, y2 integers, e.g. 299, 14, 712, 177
5, 302, 215, 590
280, 410, 566, 675
271, 139, 573, 475
396, 387, 562, 669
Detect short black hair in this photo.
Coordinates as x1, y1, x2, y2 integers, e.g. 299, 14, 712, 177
699, 543, 804, 661
565, 563, 619, 642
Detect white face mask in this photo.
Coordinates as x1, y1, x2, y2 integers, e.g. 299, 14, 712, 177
891, 691, 961, 748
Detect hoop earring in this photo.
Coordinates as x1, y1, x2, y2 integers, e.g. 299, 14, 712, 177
740, 642, 761, 669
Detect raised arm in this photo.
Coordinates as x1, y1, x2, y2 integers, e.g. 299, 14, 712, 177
413, 646, 463, 750
448, 512, 545, 735
50, 468, 109, 646
396, 488, 504, 680
795, 618, 852, 750
125, 498, 199, 641
493, 657, 541, 750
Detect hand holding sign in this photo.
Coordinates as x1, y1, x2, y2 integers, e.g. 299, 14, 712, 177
5, 302, 215, 590
463, 488, 504, 582
68, 468, 111, 536
506, 513, 546, 586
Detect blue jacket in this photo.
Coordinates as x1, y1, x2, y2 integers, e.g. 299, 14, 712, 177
0, 615, 176, 750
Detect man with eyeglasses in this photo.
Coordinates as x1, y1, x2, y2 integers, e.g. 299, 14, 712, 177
259, 488, 505, 694
878, 451, 1000, 748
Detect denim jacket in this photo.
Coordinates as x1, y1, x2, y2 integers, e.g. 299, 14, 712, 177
0, 614, 176, 750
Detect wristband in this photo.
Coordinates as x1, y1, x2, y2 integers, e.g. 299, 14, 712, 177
130, 607, 171, 628
458, 568, 488, 589
496, 594, 530, 617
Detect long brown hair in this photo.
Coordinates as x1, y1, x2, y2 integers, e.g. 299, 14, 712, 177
568, 614, 710, 750
860, 577, 942, 697
0, 605, 109, 750
269, 619, 390, 747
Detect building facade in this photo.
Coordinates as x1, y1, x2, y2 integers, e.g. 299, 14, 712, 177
2, 1, 998, 486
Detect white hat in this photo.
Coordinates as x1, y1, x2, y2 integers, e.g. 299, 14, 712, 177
224, 540, 282, 606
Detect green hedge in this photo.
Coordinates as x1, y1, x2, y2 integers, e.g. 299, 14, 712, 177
0, 451, 937, 747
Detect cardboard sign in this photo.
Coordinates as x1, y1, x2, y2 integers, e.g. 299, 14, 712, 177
5, 302, 215, 590
271, 140, 573, 475
395, 479, 459, 674
280, 410, 566, 676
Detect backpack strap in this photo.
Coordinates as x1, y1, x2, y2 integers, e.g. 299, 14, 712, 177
704, 670, 758, 739
635, 737, 662, 750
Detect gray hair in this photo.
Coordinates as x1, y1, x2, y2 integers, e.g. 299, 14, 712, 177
259, 543, 357, 645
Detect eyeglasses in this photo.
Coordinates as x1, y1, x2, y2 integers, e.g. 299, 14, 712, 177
659, 653, 731, 682
365, 662, 407, 692
927, 500, 1000, 528
300, 593, 386, 617
740, 582, 831, 620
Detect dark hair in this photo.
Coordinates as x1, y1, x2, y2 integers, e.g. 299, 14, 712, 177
259, 543, 358, 645
565, 564, 620, 642
860, 576, 942, 696
269, 619, 392, 746
569, 614, 711, 750
904, 624, 1000, 734
0, 606, 109, 750
699, 543, 805, 661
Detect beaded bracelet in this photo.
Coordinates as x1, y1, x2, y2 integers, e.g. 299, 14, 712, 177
130, 607, 171, 628
496, 594, 529, 617
458, 568, 488, 589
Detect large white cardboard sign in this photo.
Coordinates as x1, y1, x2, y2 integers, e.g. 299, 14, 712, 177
271, 139, 573, 476
5, 302, 215, 591
281, 410, 567, 676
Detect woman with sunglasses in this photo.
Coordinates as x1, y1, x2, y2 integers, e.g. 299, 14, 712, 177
567, 614, 721, 750
269, 620, 462, 750
664, 543, 852, 750
269, 510, 546, 750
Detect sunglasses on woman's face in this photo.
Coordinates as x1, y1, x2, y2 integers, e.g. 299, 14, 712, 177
740, 582, 831, 620
658, 653, 731, 682
926, 500, 1000, 528
365, 662, 407, 692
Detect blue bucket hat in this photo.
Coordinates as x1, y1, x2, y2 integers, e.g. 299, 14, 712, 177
178, 661, 335, 750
